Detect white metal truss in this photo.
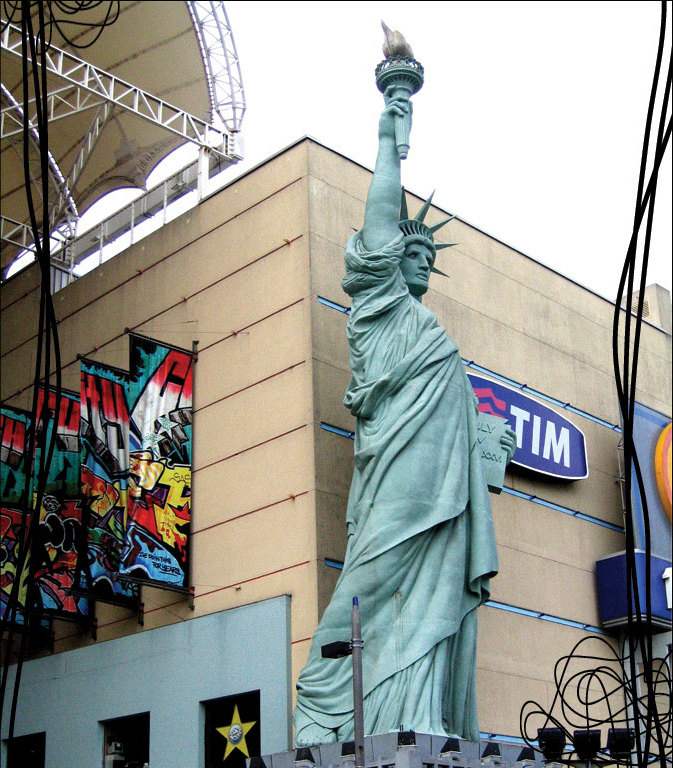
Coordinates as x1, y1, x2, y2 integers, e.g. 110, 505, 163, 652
0, 82, 79, 235
1, 84, 106, 139
0, 215, 71, 253
1, 20, 239, 159
187, 1, 246, 133
1, 216, 37, 253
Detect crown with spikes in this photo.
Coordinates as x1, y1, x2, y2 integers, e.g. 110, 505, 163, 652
399, 189, 457, 275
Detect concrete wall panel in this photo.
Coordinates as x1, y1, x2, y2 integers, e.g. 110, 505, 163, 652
3, 599, 293, 768
508, 466, 622, 528
314, 425, 354, 500
313, 360, 353, 430
317, 563, 342, 620
492, 490, 624, 574
307, 142, 371, 205
193, 362, 311, 469
309, 233, 351, 306
477, 668, 550, 740
308, 176, 368, 252
478, 605, 618, 689
490, 545, 600, 627
312, 300, 350, 373
193, 428, 315, 533
195, 491, 314, 600
315, 490, 348, 564
193, 299, 310, 409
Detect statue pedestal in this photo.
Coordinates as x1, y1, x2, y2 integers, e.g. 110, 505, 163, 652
247, 732, 542, 768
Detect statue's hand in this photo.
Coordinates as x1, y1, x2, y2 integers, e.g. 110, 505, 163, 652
379, 86, 410, 141
500, 427, 517, 465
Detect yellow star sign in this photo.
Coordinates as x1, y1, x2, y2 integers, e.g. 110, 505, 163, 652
216, 705, 257, 760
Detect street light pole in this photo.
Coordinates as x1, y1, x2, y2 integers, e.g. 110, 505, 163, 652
321, 596, 365, 768
351, 597, 365, 768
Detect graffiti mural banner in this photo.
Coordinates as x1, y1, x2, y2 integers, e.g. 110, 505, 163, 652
78, 360, 137, 606
1, 406, 31, 623
120, 334, 194, 589
32, 388, 89, 620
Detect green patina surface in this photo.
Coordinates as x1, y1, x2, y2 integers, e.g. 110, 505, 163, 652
294, 30, 515, 746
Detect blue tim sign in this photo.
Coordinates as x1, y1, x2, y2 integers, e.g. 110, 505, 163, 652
467, 374, 589, 481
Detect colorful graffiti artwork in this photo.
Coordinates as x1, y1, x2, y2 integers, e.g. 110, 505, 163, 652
0, 506, 31, 624
32, 388, 89, 619
1, 407, 31, 623
120, 334, 193, 588
79, 360, 137, 605
2, 332, 194, 627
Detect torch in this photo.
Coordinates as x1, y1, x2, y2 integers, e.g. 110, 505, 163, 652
375, 21, 424, 159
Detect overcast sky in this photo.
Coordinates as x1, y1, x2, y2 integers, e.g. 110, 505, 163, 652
224, 0, 672, 302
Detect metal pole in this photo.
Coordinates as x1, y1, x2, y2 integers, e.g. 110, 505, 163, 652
351, 596, 365, 768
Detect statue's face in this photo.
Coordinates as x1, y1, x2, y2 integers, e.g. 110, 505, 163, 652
400, 241, 434, 296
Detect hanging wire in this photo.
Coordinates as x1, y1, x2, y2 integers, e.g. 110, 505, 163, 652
1, 1, 120, 48
520, 636, 672, 765
520, 2, 672, 765
0, 0, 119, 748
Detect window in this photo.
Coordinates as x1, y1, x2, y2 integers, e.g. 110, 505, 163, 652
5, 731, 45, 768
101, 712, 150, 768
203, 691, 260, 768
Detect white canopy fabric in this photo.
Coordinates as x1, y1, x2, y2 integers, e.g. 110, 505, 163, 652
1, 1, 244, 275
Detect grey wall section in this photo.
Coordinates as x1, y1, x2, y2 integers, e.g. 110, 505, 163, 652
1, 596, 292, 768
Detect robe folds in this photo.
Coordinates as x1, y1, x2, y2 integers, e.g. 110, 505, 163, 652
293, 232, 498, 744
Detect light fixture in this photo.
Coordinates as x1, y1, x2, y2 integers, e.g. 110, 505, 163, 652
537, 728, 565, 762
439, 737, 461, 756
339, 741, 355, 759
321, 641, 351, 658
397, 731, 416, 747
481, 741, 501, 759
515, 746, 537, 766
572, 730, 601, 762
295, 747, 315, 767
606, 729, 635, 761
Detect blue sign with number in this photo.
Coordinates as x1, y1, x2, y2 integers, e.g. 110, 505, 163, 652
468, 374, 588, 480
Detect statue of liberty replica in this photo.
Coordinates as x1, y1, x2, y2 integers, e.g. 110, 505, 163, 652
294, 23, 515, 746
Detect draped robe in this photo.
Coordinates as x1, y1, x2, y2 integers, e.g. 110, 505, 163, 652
293, 232, 498, 744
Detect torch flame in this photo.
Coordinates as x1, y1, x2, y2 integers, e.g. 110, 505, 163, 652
381, 20, 414, 59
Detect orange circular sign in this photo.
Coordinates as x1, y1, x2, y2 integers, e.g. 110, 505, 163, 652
655, 422, 672, 522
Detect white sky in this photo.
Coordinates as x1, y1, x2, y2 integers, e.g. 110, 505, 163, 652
12, 1, 668, 302
224, 0, 672, 302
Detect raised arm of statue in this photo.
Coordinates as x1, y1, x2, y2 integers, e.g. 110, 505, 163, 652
294, 25, 501, 748
361, 88, 409, 252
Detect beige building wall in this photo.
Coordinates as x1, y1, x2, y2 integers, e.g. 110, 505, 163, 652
304, 139, 671, 738
1, 143, 321, 687
1, 138, 671, 741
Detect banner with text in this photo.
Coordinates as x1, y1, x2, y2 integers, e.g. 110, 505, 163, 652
120, 334, 193, 589
32, 388, 89, 620
1, 406, 32, 623
79, 360, 137, 606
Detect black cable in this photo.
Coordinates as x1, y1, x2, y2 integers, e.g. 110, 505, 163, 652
0, 0, 48, 723
520, 635, 672, 765
520, 2, 672, 765
626, 15, 673, 761
49, 1, 119, 49
2, 1, 120, 48
2, 3, 58, 746
613, 1, 671, 760
0, 2, 119, 758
